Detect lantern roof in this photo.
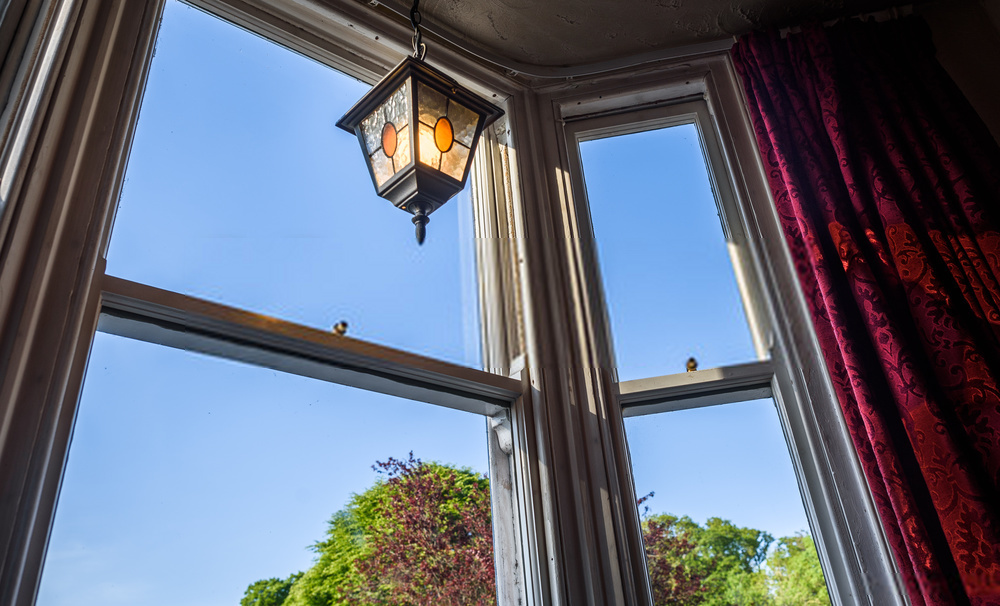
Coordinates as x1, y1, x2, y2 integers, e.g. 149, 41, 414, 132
336, 56, 503, 137
336, 55, 504, 243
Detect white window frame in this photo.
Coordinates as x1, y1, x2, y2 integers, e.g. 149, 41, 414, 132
0, 2, 522, 604
0, 1, 906, 605
472, 53, 908, 604
561, 95, 886, 604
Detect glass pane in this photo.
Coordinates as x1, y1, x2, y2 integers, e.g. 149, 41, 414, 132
580, 124, 756, 381
393, 124, 412, 172
418, 121, 442, 169
417, 82, 448, 129
37, 334, 496, 606
448, 100, 479, 148
626, 400, 831, 605
361, 81, 409, 156
441, 142, 471, 181
435, 117, 455, 152
361, 81, 411, 186
107, 1, 480, 367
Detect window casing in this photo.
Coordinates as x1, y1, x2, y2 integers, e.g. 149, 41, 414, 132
472, 55, 908, 604
0, 1, 906, 605
570, 98, 835, 596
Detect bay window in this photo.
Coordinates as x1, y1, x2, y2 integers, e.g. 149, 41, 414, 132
0, 1, 906, 605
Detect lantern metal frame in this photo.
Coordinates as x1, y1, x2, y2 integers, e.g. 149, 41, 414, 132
336, 56, 504, 243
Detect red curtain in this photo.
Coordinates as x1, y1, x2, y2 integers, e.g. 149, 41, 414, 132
732, 18, 1000, 606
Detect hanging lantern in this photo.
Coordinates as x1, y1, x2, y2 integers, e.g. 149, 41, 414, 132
336, 0, 504, 244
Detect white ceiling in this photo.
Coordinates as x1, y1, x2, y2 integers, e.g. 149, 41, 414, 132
372, 0, 917, 76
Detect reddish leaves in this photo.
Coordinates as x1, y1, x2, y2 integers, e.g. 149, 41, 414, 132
643, 516, 711, 605
354, 454, 496, 606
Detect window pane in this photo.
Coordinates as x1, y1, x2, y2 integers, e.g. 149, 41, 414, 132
580, 125, 755, 381
36, 334, 495, 606
626, 400, 831, 604
107, 1, 481, 367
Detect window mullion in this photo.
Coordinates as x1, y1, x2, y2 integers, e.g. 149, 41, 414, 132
0, 3, 165, 605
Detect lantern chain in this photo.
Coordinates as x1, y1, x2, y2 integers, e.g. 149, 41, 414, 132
410, 0, 426, 60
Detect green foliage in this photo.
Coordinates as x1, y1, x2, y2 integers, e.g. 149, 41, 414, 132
351, 457, 495, 605
713, 567, 771, 606
680, 516, 773, 606
641, 514, 710, 605
248, 455, 493, 606
282, 506, 373, 606
240, 573, 302, 606
281, 474, 396, 606
244, 457, 832, 606
768, 534, 830, 606
641, 514, 830, 606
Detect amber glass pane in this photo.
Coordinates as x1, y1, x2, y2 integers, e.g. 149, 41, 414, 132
382, 122, 398, 157
393, 124, 411, 172
418, 121, 441, 169
435, 117, 454, 152
361, 81, 408, 154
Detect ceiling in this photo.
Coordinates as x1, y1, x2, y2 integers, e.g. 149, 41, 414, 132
374, 0, 917, 76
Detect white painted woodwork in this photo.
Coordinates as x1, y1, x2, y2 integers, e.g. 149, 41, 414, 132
474, 124, 539, 604
701, 58, 907, 606
499, 86, 654, 605
0, 3, 165, 604
619, 361, 774, 416
513, 54, 905, 605
100, 276, 519, 415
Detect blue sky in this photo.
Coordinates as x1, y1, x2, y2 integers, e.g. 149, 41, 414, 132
580, 125, 757, 380
37, 2, 814, 604
581, 123, 810, 558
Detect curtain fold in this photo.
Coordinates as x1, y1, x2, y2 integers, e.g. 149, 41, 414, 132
731, 17, 1000, 606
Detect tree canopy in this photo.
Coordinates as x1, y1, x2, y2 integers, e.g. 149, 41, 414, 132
638, 509, 830, 606
241, 574, 301, 606
768, 535, 830, 606
245, 454, 494, 606
243, 456, 830, 606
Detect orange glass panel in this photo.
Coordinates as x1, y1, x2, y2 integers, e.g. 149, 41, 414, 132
382, 122, 398, 158
434, 117, 454, 153
392, 124, 410, 172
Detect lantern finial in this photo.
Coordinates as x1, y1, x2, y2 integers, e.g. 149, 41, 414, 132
411, 202, 429, 245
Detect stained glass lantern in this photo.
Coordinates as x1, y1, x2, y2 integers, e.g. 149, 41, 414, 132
337, 57, 504, 244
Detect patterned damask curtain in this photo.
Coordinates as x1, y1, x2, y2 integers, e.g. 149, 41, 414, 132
732, 17, 1000, 606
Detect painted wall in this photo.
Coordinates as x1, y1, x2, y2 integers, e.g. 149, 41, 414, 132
919, 0, 1000, 142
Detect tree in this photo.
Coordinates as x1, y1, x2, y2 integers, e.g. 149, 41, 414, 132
642, 513, 712, 605
351, 454, 496, 605
662, 516, 773, 606
267, 453, 495, 606
241, 573, 302, 606
767, 534, 830, 606
282, 506, 371, 605
245, 457, 831, 606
